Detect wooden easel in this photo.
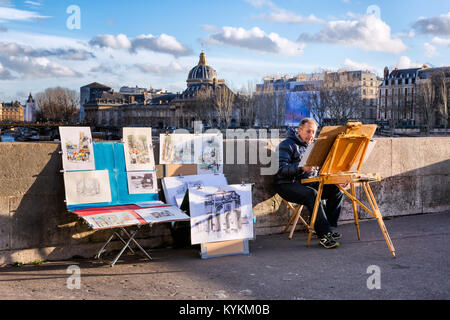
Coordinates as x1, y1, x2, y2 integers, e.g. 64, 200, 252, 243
301, 121, 396, 258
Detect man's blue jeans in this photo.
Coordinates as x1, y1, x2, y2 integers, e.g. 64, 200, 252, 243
275, 181, 344, 238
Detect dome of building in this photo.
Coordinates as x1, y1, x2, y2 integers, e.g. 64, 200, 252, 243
187, 51, 217, 85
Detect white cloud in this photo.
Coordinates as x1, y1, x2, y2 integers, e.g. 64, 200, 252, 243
134, 61, 186, 75
396, 56, 421, 69
0, 41, 95, 60
298, 14, 407, 54
89, 34, 132, 50
0, 55, 82, 79
413, 12, 450, 36
342, 58, 377, 72
424, 42, 437, 57
131, 34, 191, 57
89, 33, 191, 57
431, 36, 450, 46
204, 26, 305, 56
0, 6, 49, 21
260, 11, 324, 24
0, 61, 15, 79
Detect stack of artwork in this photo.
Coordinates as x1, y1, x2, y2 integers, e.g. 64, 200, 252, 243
61, 126, 253, 257
60, 126, 112, 206
60, 126, 189, 230
122, 127, 157, 195
160, 133, 223, 174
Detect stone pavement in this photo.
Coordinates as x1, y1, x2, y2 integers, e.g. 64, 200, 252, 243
0, 211, 449, 301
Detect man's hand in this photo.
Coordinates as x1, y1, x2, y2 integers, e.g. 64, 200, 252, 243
302, 166, 316, 172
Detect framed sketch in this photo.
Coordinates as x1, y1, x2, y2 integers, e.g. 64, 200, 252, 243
135, 204, 190, 224
59, 126, 95, 171
160, 134, 195, 164
123, 127, 155, 171
63, 170, 112, 205
188, 184, 254, 245
161, 173, 228, 207
82, 211, 141, 230
196, 133, 223, 174
126, 171, 158, 194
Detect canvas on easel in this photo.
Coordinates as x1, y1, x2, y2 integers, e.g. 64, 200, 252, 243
300, 122, 396, 258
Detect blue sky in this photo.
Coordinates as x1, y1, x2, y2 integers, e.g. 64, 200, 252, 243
0, 0, 449, 102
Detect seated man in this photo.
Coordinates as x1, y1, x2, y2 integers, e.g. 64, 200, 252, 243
274, 118, 344, 249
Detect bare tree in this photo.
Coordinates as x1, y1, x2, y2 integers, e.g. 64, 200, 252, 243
36, 87, 79, 123
415, 80, 436, 134
253, 86, 286, 127
431, 69, 449, 129
212, 85, 235, 129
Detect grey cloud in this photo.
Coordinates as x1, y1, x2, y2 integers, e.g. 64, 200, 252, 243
412, 12, 450, 36
0, 42, 95, 60
0, 25, 7, 32
0, 55, 82, 79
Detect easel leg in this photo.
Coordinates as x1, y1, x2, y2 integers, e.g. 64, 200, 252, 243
307, 182, 324, 246
363, 182, 396, 258
350, 183, 361, 240
111, 228, 139, 267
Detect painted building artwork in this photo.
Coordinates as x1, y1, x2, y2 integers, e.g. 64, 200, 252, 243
161, 173, 228, 207
83, 211, 141, 229
189, 184, 253, 244
135, 205, 190, 224
63, 169, 112, 205
126, 171, 157, 194
197, 133, 223, 174
123, 127, 155, 171
59, 126, 95, 171
160, 134, 195, 164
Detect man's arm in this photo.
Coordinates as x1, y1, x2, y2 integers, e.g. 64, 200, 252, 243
276, 142, 302, 179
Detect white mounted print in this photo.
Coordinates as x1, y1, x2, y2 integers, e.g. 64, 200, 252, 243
64, 170, 112, 205
159, 134, 195, 164
59, 126, 95, 171
196, 133, 223, 174
83, 211, 141, 230
188, 184, 254, 245
123, 127, 155, 171
126, 171, 158, 194
161, 173, 228, 207
135, 205, 190, 224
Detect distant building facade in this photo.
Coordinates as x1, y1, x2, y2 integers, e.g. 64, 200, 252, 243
377, 65, 450, 128
0, 100, 24, 122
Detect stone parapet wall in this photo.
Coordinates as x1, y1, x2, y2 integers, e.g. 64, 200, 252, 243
0, 137, 449, 265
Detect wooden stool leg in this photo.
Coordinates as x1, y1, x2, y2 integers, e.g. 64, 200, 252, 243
350, 183, 361, 240
282, 201, 297, 233
363, 182, 396, 258
307, 182, 324, 246
288, 205, 305, 239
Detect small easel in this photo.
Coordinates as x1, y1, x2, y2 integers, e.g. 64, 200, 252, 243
301, 121, 396, 258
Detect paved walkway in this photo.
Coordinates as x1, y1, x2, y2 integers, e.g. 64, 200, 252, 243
0, 212, 449, 300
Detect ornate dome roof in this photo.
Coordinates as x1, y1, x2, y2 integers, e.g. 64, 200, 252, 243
187, 52, 217, 84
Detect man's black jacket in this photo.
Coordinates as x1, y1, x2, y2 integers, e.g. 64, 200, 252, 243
274, 128, 315, 185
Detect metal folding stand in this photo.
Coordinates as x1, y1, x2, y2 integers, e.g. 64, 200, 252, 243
95, 224, 153, 267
